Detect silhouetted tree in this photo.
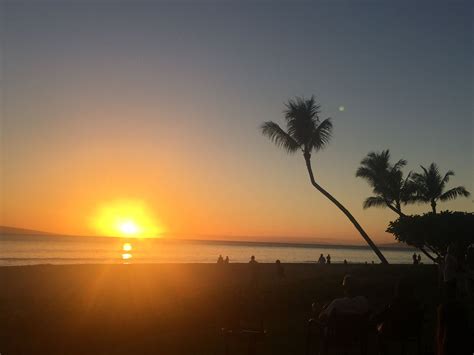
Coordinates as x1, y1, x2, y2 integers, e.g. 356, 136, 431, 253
387, 211, 474, 262
411, 163, 470, 214
261, 96, 388, 264
356, 150, 416, 217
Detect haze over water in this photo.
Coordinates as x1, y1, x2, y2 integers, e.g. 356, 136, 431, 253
0, 234, 419, 266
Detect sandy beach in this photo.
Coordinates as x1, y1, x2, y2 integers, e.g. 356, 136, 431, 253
0, 263, 440, 354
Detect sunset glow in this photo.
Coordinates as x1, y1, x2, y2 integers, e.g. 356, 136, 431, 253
91, 200, 162, 238
2, 1, 472, 245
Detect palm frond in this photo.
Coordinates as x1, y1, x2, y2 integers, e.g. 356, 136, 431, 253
439, 186, 471, 201
392, 159, 407, 171
355, 167, 376, 180
363, 196, 388, 209
284, 96, 320, 121
261, 121, 301, 153
309, 118, 333, 151
442, 170, 454, 184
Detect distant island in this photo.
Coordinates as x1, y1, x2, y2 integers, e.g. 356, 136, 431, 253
0, 225, 411, 250
0, 226, 57, 236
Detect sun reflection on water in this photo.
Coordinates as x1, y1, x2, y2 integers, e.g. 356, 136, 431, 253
121, 242, 133, 262
122, 253, 132, 260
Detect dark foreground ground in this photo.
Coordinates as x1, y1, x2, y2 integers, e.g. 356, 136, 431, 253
0, 264, 442, 355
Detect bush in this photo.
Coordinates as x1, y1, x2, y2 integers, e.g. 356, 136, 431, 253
386, 211, 474, 260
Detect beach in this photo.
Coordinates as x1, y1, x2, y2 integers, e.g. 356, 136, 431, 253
0, 263, 440, 354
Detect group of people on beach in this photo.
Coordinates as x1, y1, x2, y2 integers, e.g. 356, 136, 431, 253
216, 255, 230, 264
317, 253, 331, 264
412, 252, 422, 264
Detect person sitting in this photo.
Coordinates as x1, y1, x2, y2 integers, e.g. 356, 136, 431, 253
318, 275, 369, 321
310, 275, 369, 354
249, 255, 258, 264
217, 254, 224, 264
318, 254, 326, 264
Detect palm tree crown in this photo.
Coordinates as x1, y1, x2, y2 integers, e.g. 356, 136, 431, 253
411, 163, 470, 213
356, 150, 416, 216
261, 96, 333, 156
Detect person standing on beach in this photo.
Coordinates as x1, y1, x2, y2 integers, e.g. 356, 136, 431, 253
275, 259, 285, 279
224, 256, 229, 264
326, 254, 331, 264
249, 255, 259, 287
417, 254, 421, 264
412, 253, 418, 265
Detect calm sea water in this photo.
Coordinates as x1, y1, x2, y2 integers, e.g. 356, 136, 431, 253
0, 234, 421, 266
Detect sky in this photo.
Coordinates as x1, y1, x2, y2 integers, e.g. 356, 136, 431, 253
1, 0, 473, 244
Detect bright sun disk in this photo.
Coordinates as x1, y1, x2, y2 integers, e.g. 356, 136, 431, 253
91, 199, 163, 238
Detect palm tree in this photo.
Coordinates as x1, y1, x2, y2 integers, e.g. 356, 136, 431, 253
261, 96, 388, 264
356, 151, 438, 262
411, 163, 470, 214
356, 150, 416, 217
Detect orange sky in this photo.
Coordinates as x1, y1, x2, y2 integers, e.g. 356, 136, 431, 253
1, 1, 472, 244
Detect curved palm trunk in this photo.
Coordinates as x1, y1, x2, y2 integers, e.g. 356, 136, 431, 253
419, 246, 437, 263
304, 155, 388, 264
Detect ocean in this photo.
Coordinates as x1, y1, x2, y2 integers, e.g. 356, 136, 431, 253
0, 234, 423, 266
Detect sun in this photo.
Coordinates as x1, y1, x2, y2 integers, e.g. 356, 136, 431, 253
91, 199, 163, 238
118, 221, 139, 236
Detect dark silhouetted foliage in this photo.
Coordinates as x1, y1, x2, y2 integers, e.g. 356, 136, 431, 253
411, 163, 470, 214
386, 211, 474, 260
356, 150, 417, 216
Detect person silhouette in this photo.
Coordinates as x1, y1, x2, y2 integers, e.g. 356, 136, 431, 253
224, 256, 229, 264
276, 259, 285, 279
326, 254, 331, 264
412, 253, 418, 265
249, 255, 259, 287
318, 254, 326, 264
217, 255, 224, 264
343, 259, 348, 265
318, 275, 368, 320
417, 254, 421, 264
